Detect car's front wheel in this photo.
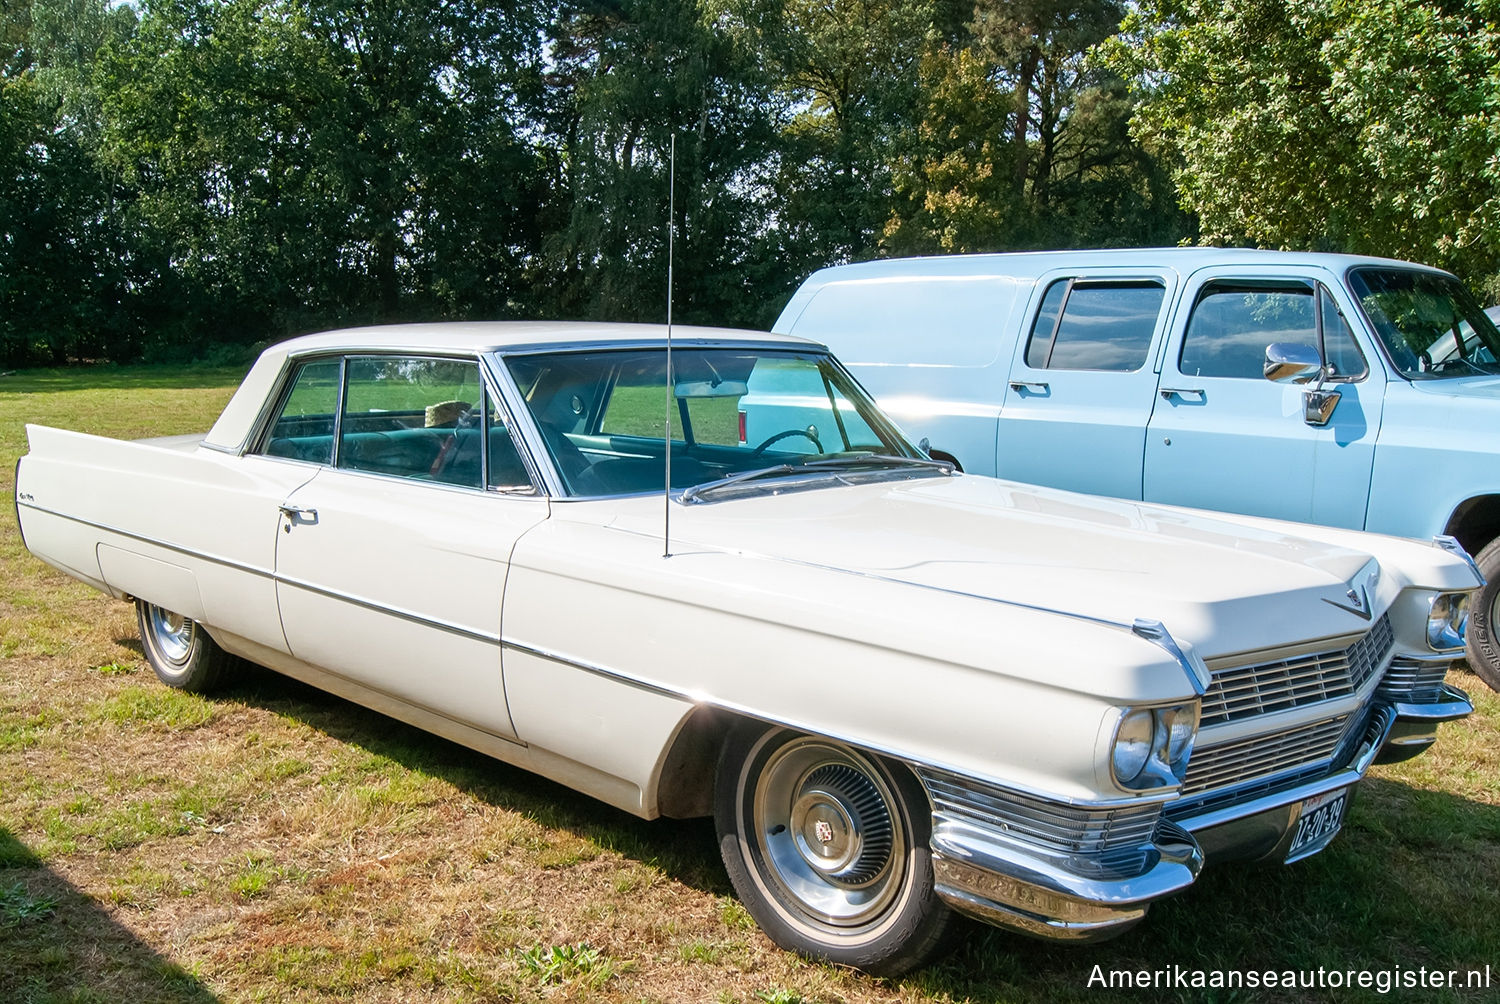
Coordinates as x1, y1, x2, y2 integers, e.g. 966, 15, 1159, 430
1466, 538, 1500, 692
714, 723, 956, 976
136, 600, 235, 693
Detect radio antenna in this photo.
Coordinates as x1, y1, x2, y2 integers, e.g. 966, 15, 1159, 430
663, 134, 676, 559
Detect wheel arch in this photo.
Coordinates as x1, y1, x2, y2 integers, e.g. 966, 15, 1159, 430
1443, 494, 1500, 556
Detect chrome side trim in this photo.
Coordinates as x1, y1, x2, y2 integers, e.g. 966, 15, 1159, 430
199, 441, 240, 456
20, 501, 501, 647
501, 636, 1178, 810
271, 573, 501, 645
17, 501, 274, 580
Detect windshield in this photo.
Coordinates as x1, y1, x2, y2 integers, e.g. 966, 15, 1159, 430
502, 347, 933, 497
1349, 268, 1500, 378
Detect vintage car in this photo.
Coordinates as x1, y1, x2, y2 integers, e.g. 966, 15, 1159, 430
14, 322, 1480, 975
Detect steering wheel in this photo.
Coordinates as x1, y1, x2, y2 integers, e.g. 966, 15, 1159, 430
752, 428, 824, 455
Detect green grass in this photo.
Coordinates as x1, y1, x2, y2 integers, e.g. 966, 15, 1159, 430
1, 361, 1499, 1002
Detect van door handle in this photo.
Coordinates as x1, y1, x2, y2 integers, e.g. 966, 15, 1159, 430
1159, 387, 1205, 401
1009, 380, 1050, 393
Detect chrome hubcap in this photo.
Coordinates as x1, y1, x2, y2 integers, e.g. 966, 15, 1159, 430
147, 605, 195, 665
751, 738, 904, 928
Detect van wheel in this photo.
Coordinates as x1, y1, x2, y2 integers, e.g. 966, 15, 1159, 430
1466, 538, 1500, 692
136, 600, 235, 693
714, 723, 956, 976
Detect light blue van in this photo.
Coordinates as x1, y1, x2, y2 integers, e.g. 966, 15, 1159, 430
774, 248, 1500, 688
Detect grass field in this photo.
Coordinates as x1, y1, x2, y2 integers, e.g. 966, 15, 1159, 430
2, 363, 1499, 1002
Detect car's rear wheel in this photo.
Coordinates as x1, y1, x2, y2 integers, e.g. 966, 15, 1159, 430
1466, 537, 1500, 692
136, 600, 235, 693
714, 723, 956, 976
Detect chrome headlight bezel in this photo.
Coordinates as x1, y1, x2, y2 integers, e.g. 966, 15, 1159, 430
1427, 591, 1471, 652
1109, 702, 1200, 792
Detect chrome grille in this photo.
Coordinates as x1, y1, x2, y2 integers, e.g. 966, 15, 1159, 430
1378, 657, 1452, 704
919, 769, 1159, 871
1181, 715, 1351, 797
1201, 614, 1393, 725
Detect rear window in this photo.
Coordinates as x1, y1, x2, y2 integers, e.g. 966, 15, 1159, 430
1024, 280, 1165, 372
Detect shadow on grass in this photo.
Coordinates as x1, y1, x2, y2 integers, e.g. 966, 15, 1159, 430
214, 666, 1500, 1001
219, 664, 731, 897
0, 829, 217, 1004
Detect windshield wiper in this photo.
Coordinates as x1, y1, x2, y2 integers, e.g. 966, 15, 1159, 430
679, 455, 953, 504
797, 454, 955, 473
679, 464, 798, 504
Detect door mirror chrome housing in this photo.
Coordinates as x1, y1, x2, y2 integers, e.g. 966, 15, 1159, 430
1264, 343, 1324, 384
1303, 387, 1341, 426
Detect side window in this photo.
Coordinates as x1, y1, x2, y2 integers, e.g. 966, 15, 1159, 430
1181, 283, 1365, 380
1024, 280, 1165, 372
261, 358, 341, 464
338, 357, 485, 487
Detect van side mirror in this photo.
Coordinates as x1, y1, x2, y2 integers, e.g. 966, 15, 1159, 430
1264, 343, 1324, 384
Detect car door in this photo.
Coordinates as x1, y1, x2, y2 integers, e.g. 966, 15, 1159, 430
1143, 268, 1385, 528
271, 354, 548, 741
995, 268, 1177, 497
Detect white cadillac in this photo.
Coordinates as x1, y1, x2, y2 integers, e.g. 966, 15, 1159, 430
14, 322, 1480, 975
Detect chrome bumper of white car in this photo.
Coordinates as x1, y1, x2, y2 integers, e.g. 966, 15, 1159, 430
928, 684, 1471, 942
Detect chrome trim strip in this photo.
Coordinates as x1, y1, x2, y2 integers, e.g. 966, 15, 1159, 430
268, 573, 501, 645
20, 501, 502, 647
17, 501, 274, 580
199, 441, 239, 456
500, 636, 1177, 810
492, 337, 820, 358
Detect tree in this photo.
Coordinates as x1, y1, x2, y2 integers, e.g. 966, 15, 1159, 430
883, 0, 1188, 255
99, 0, 550, 356
1110, 0, 1500, 291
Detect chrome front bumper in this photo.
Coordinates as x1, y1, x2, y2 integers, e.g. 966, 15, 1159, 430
928, 685, 1471, 941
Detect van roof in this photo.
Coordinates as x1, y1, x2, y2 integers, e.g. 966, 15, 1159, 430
795, 247, 1451, 287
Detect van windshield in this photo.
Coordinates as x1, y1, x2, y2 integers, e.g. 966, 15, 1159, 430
1349, 268, 1500, 379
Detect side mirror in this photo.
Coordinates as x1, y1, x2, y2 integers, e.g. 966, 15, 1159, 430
1264, 343, 1324, 384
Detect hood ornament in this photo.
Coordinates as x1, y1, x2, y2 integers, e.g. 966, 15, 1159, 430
1323, 562, 1378, 621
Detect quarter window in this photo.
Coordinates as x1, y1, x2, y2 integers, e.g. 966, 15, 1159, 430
1024, 280, 1165, 372
1180, 282, 1366, 380
261, 358, 341, 464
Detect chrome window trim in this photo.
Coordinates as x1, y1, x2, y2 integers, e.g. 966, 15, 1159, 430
485, 343, 922, 501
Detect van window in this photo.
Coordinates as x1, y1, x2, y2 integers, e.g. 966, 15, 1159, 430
1024, 280, 1164, 372
1180, 282, 1366, 379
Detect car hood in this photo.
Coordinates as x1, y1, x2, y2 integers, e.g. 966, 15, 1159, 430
1404, 373, 1500, 399
650, 474, 1386, 660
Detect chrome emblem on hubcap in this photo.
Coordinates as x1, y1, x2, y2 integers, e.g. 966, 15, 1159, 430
814, 819, 834, 844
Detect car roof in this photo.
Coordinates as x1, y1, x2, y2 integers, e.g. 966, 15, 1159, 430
798, 247, 1451, 285
205, 321, 820, 453
266, 320, 814, 357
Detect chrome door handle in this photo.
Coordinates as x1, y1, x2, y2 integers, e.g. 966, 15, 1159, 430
278, 504, 318, 518
1009, 381, 1050, 393
1159, 387, 1205, 400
